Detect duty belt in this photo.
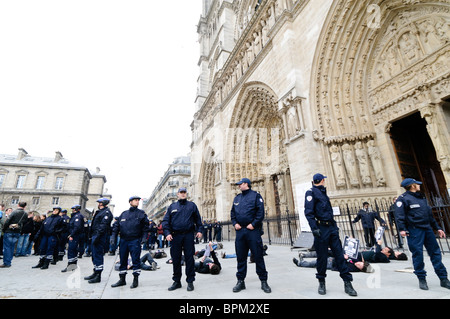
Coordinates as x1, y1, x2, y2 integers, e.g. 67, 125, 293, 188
316, 220, 333, 226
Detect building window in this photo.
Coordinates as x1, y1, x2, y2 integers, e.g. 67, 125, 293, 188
0, 174, 5, 188
16, 175, 26, 189
52, 197, 60, 205
36, 176, 45, 189
11, 196, 20, 205
32, 197, 40, 205
55, 177, 64, 190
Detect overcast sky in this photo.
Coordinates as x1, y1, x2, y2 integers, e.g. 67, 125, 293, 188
0, 1, 202, 214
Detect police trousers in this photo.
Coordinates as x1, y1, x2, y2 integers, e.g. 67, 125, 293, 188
119, 238, 142, 275
40, 235, 58, 261
235, 228, 268, 281
407, 227, 448, 279
170, 232, 196, 283
91, 234, 107, 272
67, 235, 81, 264
314, 224, 352, 282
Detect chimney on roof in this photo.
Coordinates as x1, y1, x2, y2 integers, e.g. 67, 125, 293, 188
17, 148, 28, 160
55, 151, 64, 162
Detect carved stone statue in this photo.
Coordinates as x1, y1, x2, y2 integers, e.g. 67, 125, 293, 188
330, 145, 346, 187
367, 140, 386, 187
355, 142, 372, 185
342, 143, 359, 187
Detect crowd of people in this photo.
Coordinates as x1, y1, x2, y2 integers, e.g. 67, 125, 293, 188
1, 174, 449, 297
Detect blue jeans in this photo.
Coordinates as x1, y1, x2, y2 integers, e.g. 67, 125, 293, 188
15, 234, 30, 256
3, 233, 20, 266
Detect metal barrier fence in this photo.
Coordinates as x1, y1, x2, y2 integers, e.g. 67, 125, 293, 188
221, 196, 450, 254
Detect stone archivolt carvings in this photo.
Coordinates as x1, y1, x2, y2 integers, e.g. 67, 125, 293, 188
195, 0, 303, 126
226, 83, 289, 183
312, 0, 450, 190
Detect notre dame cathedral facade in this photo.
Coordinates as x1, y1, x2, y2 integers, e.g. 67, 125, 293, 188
190, 0, 450, 228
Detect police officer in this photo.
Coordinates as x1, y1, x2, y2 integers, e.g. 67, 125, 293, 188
84, 198, 113, 284
304, 174, 357, 296
61, 205, 85, 273
111, 196, 150, 289
394, 178, 450, 290
162, 187, 203, 292
57, 209, 70, 262
231, 178, 271, 294
32, 207, 65, 270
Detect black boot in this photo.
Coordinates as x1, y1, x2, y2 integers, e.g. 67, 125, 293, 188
40, 259, 50, 270
261, 280, 272, 293
187, 282, 194, 291
168, 281, 182, 291
88, 271, 101, 284
32, 258, 45, 269
233, 280, 246, 293
440, 278, 450, 289
61, 263, 77, 273
344, 281, 357, 296
84, 270, 96, 281
130, 274, 139, 289
111, 274, 127, 288
419, 278, 429, 290
318, 280, 326, 295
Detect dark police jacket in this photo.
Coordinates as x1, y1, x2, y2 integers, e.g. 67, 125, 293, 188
231, 189, 265, 230
353, 209, 385, 229
394, 191, 441, 232
69, 212, 85, 238
112, 206, 150, 241
162, 199, 202, 237
90, 207, 113, 239
36, 214, 65, 238
304, 185, 334, 231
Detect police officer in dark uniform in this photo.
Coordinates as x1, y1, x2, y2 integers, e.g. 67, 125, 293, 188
84, 198, 113, 284
61, 205, 85, 273
57, 209, 70, 262
304, 174, 357, 296
111, 196, 150, 289
394, 178, 450, 290
162, 187, 203, 292
32, 207, 65, 270
231, 178, 271, 294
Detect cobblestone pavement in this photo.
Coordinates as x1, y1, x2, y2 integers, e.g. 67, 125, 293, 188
1, 241, 450, 300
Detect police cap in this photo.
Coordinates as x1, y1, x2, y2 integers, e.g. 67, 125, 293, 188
96, 198, 110, 206
129, 196, 141, 202
401, 178, 422, 188
313, 173, 327, 183
236, 178, 251, 186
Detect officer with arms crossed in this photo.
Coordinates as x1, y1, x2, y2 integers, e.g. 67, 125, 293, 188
111, 196, 150, 289
163, 187, 203, 292
32, 207, 65, 270
231, 178, 271, 293
304, 174, 357, 296
395, 178, 450, 290
61, 205, 85, 272
84, 198, 113, 284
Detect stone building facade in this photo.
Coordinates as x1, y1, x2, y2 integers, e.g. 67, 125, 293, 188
143, 156, 191, 222
0, 148, 112, 217
190, 0, 450, 227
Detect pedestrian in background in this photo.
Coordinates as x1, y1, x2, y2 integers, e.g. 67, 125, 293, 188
1, 202, 28, 268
